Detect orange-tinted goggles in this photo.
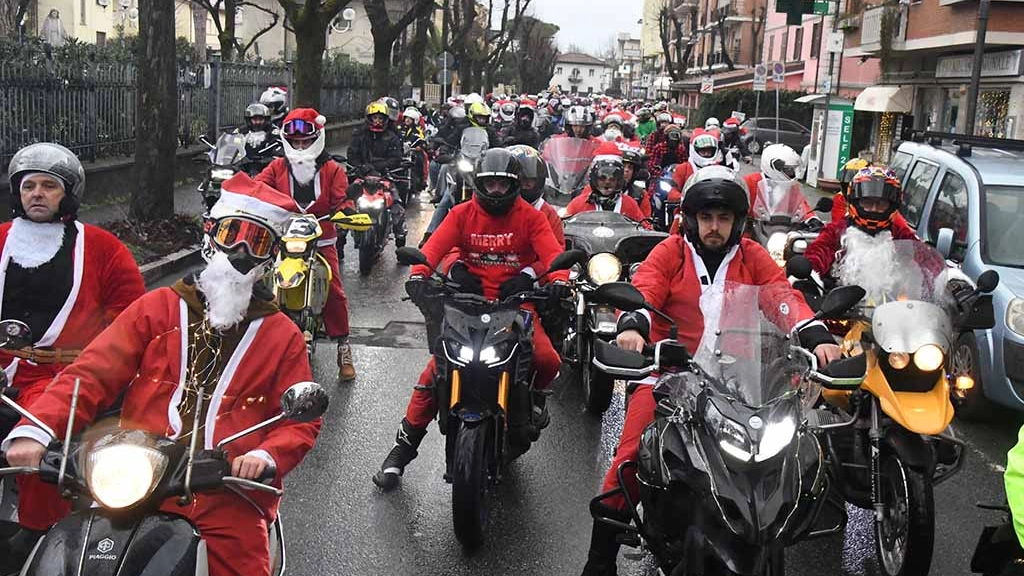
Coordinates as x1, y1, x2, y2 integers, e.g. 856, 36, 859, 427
207, 216, 278, 260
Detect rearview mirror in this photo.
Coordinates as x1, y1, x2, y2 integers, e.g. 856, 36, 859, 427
818, 285, 866, 318
280, 382, 329, 422
786, 256, 813, 280
0, 320, 32, 351
813, 196, 834, 214
936, 227, 955, 260
396, 247, 429, 267
977, 269, 1000, 293
548, 249, 586, 273
592, 282, 646, 311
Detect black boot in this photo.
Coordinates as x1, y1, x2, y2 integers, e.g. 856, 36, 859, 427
580, 516, 624, 576
0, 527, 47, 574
418, 232, 432, 249
372, 418, 428, 491
527, 390, 551, 441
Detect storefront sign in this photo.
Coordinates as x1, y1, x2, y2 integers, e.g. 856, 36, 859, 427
836, 104, 855, 178
936, 50, 1023, 79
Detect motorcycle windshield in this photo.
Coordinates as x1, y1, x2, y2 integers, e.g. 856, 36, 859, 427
753, 179, 807, 223
834, 238, 949, 307
683, 283, 809, 409
459, 128, 489, 161
540, 137, 599, 197
213, 133, 247, 166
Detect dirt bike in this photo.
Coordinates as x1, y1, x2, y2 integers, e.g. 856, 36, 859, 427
273, 211, 371, 360
0, 319, 330, 576
589, 281, 867, 575
396, 247, 580, 548
789, 239, 998, 576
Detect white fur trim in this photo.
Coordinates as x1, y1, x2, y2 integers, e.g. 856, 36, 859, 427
35, 221, 85, 347
6, 219, 65, 268
211, 190, 294, 235
315, 115, 326, 126
245, 449, 277, 469
522, 266, 537, 279
204, 318, 264, 450
593, 154, 622, 163
167, 298, 188, 439
1, 424, 52, 453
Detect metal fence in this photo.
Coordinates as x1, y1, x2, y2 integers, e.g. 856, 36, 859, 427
0, 59, 371, 167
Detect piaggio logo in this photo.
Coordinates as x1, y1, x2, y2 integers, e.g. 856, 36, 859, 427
97, 538, 114, 553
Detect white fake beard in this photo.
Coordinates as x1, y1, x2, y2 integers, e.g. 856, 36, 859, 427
245, 130, 268, 148
196, 251, 261, 331
836, 227, 904, 302
7, 218, 65, 268
282, 134, 325, 186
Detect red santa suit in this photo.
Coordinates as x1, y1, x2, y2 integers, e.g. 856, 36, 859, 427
0, 219, 144, 530
405, 197, 568, 428
256, 155, 353, 338
3, 283, 320, 576
564, 188, 646, 222
601, 236, 815, 509
804, 218, 919, 277
534, 197, 566, 248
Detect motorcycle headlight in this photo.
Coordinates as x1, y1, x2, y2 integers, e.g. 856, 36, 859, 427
658, 180, 673, 194
792, 239, 809, 254
457, 159, 474, 173
444, 341, 474, 366
478, 341, 515, 366
358, 196, 386, 210
755, 416, 796, 462
766, 232, 788, 266
913, 344, 945, 372
285, 240, 308, 254
586, 253, 622, 285
275, 270, 304, 289
210, 168, 235, 180
1008, 298, 1024, 337
704, 401, 752, 462
888, 351, 911, 370
86, 444, 168, 509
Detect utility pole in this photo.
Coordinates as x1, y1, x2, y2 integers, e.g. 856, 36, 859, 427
964, 0, 991, 135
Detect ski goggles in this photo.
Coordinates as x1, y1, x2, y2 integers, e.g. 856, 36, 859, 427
206, 215, 278, 260
282, 119, 318, 139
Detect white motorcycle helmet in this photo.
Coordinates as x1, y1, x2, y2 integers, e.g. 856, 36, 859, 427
760, 143, 803, 181
464, 92, 485, 106
704, 117, 721, 130
690, 132, 722, 168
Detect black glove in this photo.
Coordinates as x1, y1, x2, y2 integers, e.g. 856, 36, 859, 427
405, 276, 429, 304
947, 278, 974, 306
547, 281, 572, 300
341, 206, 356, 216
804, 216, 825, 232
360, 164, 376, 175
499, 273, 536, 300
449, 262, 483, 295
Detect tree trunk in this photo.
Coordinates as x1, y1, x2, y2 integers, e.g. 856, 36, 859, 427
191, 1, 207, 62
372, 36, 392, 98
218, 0, 237, 61
410, 11, 430, 91
131, 0, 177, 222
292, 17, 327, 108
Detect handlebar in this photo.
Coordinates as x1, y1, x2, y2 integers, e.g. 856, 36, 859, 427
223, 476, 283, 496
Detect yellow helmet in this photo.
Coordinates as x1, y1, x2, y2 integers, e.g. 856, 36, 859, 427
840, 157, 871, 194
468, 102, 492, 127
366, 101, 389, 132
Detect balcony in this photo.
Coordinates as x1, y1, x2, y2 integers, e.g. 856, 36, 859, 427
859, 3, 906, 51
568, 74, 583, 84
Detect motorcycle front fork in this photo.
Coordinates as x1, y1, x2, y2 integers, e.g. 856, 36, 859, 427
869, 398, 885, 522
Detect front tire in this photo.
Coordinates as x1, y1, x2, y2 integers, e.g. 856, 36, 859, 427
358, 241, 377, 276
875, 453, 934, 576
748, 138, 763, 155
580, 336, 614, 414
952, 331, 991, 420
452, 421, 490, 548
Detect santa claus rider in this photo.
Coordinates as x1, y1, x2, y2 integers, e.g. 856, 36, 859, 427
256, 108, 358, 381
2, 173, 322, 576
0, 143, 146, 570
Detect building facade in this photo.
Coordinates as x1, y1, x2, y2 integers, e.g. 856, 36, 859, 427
550, 52, 612, 95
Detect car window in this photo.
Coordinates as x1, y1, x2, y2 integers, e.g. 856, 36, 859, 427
984, 185, 1024, 267
890, 150, 913, 181
900, 160, 939, 227
926, 171, 969, 259
782, 120, 806, 133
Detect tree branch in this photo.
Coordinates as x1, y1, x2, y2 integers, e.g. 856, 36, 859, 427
235, 1, 280, 58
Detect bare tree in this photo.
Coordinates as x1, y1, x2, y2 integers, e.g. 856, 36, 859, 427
409, 8, 433, 91
714, 15, 735, 70
442, 0, 483, 89
364, 0, 435, 96
0, 0, 32, 37
192, 1, 208, 62
750, 6, 767, 65
276, 0, 352, 108
131, 0, 177, 221
192, 0, 280, 61
478, 0, 532, 91
514, 15, 558, 93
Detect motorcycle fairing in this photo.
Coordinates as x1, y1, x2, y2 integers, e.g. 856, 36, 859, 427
24, 511, 201, 576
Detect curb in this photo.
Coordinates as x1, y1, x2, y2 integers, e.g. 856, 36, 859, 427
140, 245, 202, 287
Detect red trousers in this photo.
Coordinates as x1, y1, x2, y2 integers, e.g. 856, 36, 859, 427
319, 244, 350, 339
159, 490, 270, 576
600, 384, 656, 510
405, 319, 561, 429
15, 379, 72, 531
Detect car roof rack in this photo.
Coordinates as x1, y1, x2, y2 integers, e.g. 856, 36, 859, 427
902, 128, 1024, 157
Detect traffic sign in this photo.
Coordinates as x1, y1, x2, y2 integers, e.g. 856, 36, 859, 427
437, 69, 453, 85
437, 51, 454, 70
700, 76, 714, 94
813, 0, 831, 15
753, 63, 767, 92
822, 75, 832, 93
772, 62, 785, 83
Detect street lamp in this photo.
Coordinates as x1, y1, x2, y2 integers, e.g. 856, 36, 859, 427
330, 8, 357, 34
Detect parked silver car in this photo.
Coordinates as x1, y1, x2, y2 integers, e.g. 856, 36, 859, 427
741, 117, 812, 155
891, 135, 1024, 418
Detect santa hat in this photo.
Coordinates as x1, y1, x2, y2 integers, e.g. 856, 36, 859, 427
282, 107, 327, 132
593, 141, 624, 164
211, 173, 298, 235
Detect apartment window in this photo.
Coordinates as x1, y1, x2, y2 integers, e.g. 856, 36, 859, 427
768, 34, 775, 62
80, 0, 86, 25
810, 21, 822, 59
556, 67, 563, 75
96, 31, 106, 47
793, 27, 803, 61
589, 68, 595, 77
781, 30, 789, 62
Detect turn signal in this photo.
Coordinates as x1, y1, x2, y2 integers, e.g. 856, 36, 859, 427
888, 352, 910, 370
955, 375, 975, 391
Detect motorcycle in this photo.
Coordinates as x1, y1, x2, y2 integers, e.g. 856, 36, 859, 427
350, 173, 396, 276
401, 136, 429, 205
788, 239, 999, 576
196, 133, 280, 213
539, 136, 600, 205
395, 247, 581, 548
588, 280, 867, 575
437, 127, 490, 208
651, 164, 680, 233
273, 211, 372, 360
749, 179, 833, 268
0, 319, 330, 576
561, 211, 666, 413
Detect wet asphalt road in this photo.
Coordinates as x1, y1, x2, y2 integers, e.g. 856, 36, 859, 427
247, 187, 1024, 576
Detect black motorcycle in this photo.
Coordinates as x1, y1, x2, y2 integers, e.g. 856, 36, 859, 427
561, 211, 666, 413
396, 247, 580, 548
196, 133, 281, 213
0, 319, 328, 576
588, 281, 867, 575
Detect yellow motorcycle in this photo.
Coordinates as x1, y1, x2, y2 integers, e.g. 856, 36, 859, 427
273, 211, 371, 359
792, 239, 997, 576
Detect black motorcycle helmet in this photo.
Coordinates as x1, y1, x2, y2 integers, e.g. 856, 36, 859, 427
473, 149, 522, 215
505, 145, 548, 204
680, 165, 749, 252
589, 157, 625, 211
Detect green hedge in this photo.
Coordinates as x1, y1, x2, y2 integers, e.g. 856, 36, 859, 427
0, 34, 198, 66
696, 88, 814, 128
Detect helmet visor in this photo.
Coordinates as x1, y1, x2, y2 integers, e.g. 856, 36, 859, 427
696, 145, 718, 158
852, 177, 899, 201
283, 119, 318, 139
771, 159, 797, 180
208, 216, 277, 260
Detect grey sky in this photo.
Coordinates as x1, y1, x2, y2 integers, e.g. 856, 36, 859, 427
530, 1, 643, 54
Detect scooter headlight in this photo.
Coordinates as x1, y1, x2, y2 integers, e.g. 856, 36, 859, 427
86, 443, 168, 509
457, 159, 474, 173
913, 344, 944, 372
210, 168, 235, 180
704, 401, 752, 462
586, 253, 622, 285
357, 196, 386, 210
766, 232, 788, 266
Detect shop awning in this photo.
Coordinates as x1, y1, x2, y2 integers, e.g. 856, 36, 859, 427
854, 86, 913, 113
794, 94, 855, 106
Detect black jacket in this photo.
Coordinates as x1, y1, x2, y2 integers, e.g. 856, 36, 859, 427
500, 124, 541, 148
349, 126, 403, 173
